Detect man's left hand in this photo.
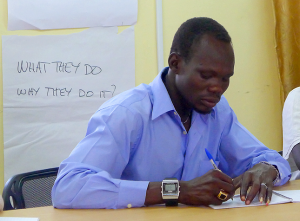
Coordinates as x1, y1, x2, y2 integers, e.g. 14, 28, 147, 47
233, 163, 278, 205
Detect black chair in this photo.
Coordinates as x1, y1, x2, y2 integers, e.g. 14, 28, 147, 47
2, 167, 59, 210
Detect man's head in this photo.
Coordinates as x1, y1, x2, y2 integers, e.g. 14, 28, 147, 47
167, 17, 234, 115
170, 17, 232, 63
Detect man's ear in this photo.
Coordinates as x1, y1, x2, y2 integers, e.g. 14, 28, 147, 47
168, 52, 182, 74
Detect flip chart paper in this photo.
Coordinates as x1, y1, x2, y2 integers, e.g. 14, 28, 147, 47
2, 26, 135, 181
8, 0, 138, 30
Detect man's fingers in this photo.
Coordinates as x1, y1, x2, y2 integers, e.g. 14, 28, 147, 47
210, 170, 235, 197
233, 163, 277, 205
233, 175, 242, 190
246, 182, 273, 205
258, 183, 268, 204
218, 180, 235, 195
240, 173, 251, 201
245, 182, 260, 205
207, 170, 235, 202
265, 183, 273, 205
212, 169, 233, 184
210, 197, 223, 206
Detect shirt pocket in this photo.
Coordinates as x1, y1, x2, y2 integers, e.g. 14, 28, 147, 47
198, 159, 220, 177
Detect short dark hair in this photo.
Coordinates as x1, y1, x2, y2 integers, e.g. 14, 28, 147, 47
170, 17, 231, 62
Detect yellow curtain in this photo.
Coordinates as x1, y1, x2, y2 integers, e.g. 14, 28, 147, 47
273, 0, 300, 101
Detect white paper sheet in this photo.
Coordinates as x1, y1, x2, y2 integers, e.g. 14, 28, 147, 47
8, 0, 138, 30
2, 26, 135, 182
210, 190, 300, 209
274, 190, 300, 202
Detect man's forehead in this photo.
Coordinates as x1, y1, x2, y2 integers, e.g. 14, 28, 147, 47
193, 34, 232, 50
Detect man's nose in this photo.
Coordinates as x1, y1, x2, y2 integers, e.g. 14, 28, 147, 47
208, 83, 223, 95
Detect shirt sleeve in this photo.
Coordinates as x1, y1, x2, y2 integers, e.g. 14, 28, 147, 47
52, 104, 149, 209
282, 87, 300, 159
218, 107, 291, 186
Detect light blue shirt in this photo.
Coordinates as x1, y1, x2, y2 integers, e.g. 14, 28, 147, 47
52, 67, 291, 209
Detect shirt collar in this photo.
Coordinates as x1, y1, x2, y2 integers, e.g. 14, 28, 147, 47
149, 67, 216, 121
150, 67, 175, 120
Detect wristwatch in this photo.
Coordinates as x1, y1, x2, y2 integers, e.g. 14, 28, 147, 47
161, 178, 180, 206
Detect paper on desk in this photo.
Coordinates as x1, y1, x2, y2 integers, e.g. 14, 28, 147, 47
8, 0, 138, 30
275, 190, 300, 202
210, 190, 300, 209
0, 218, 39, 221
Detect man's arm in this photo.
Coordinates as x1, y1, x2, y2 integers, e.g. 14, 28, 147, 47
292, 143, 300, 170
219, 109, 291, 205
52, 105, 149, 209
52, 162, 149, 209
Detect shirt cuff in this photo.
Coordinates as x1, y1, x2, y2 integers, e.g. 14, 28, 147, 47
266, 161, 291, 186
117, 180, 150, 209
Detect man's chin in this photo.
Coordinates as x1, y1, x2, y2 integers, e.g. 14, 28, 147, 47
194, 108, 212, 115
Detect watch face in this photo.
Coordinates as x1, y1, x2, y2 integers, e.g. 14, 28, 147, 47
163, 183, 178, 194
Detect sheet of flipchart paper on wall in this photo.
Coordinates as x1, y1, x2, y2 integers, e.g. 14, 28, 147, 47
2, 26, 135, 182
8, 0, 138, 30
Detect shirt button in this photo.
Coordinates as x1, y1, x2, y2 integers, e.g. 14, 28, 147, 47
183, 131, 187, 135
174, 112, 177, 115
127, 204, 132, 208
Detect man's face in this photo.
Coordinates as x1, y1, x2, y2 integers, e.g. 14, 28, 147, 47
175, 34, 235, 114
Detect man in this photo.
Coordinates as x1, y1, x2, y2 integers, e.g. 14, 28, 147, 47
283, 87, 300, 180
52, 17, 291, 209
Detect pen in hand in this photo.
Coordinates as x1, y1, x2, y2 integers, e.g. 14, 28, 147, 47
205, 148, 220, 171
205, 148, 233, 200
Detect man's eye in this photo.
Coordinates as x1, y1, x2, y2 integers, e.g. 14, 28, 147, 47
200, 73, 211, 79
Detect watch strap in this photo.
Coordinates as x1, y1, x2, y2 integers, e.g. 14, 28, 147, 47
163, 199, 178, 206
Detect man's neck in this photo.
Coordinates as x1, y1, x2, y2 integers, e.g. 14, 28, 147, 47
162, 69, 192, 121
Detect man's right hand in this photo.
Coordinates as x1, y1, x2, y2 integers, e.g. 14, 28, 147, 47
179, 169, 235, 206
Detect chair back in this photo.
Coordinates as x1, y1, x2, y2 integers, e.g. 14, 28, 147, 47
2, 167, 59, 210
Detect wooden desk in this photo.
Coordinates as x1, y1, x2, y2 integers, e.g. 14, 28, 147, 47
1, 180, 300, 221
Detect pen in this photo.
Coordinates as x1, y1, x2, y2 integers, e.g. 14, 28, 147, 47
205, 148, 233, 200
205, 148, 220, 171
